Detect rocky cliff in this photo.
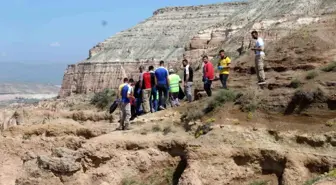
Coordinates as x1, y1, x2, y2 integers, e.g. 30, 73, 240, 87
60, 0, 336, 97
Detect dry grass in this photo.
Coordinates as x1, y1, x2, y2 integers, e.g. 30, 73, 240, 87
290, 79, 302, 89
321, 61, 336, 72
3, 123, 100, 139
306, 70, 319, 80
235, 87, 262, 112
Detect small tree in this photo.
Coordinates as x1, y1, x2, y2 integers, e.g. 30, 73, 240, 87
90, 88, 116, 109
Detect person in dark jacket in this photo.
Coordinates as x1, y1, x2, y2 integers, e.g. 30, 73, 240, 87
133, 80, 143, 116
182, 59, 193, 102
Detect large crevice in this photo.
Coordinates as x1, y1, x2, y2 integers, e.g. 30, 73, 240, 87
232, 150, 287, 185
172, 155, 188, 185
158, 141, 188, 185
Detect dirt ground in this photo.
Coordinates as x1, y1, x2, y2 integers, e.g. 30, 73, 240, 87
0, 12, 336, 185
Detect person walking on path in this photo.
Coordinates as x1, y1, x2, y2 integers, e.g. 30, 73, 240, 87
155, 61, 170, 110
202, 56, 215, 97
251, 31, 266, 85
168, 69, 182, 107
148, 66, 158, 112
217, 50, 231, 89
140, 66, 155, 114
118, 78, 135, 130
182, 59, 193, 102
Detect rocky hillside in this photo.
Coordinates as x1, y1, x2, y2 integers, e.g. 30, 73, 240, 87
59, 0, 336, 97
0, 94, 335, 185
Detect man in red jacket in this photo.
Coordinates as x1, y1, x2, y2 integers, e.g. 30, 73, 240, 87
202, 56, 215, 97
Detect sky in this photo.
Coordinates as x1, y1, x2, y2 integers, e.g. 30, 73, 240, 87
0, 0, 230, 64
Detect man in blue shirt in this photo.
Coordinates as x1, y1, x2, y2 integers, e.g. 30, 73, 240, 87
155, 61, 170, 110
118, 78, 134, 130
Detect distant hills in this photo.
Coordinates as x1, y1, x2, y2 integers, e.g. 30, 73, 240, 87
0, 62, 68, 85
0, 82, 60, 94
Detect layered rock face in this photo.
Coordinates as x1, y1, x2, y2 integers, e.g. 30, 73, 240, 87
60, 0, 336, 97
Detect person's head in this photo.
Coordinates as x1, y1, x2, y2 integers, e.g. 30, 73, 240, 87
251, 31, 259, 40
169, 69, 175, 75
203, 56, 209, 63
182, 59, 188, 67
129, 78, 134, 86
219, 49, 225, 59
159, 60, 164, 66
148, 65, 154, 71
123, 78, 129, 83
139, 65, 144, 73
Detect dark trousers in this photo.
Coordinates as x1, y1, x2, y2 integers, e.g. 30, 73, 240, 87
157, 84, 168, 108
130, 105, 136, 119
135, 98, 142, 116
150, 87, 158, 112
219, 74, 229, 89
204, 80, 212, 97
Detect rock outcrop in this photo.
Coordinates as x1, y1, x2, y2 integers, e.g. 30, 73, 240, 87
59, 0, 336, 97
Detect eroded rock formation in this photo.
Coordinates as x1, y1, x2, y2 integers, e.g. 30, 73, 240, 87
59, 0, 336, 97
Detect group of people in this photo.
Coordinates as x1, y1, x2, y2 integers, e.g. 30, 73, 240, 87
116, 31, 266, 130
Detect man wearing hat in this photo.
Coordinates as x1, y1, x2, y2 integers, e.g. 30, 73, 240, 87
168, 68, 182, 107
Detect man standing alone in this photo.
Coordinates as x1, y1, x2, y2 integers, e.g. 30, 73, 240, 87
182, 59, 193, 102
251, 31, 266, 85
202, 56, 215, 97
155, 61, 170, 110
217, 50, 231, 89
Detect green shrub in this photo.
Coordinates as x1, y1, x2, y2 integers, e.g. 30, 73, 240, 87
121, 179, 137, 185
321, 61, 336, 72
206, 89, 237, 112
90, 88, 116, 109
152, 125, 162, 132
249, 180, 268, 185
181, 108, 205, 123
235, 88, 261, 113
303, 177, 321, 185
290, 79, 302, 89
305, 70, 318, 80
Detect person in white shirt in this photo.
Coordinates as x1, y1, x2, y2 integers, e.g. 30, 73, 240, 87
251, 31, 266, 85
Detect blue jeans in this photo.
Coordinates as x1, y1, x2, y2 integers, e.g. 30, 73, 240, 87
135, 98, 143, 116
220, 74, 229, 89
150, 87, 158, 112
204, 80, 212, 97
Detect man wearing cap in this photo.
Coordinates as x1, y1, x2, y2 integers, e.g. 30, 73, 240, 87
168, 69, 182, 107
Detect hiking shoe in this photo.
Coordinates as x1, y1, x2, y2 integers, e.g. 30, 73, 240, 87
115, 127, 123, 131
258, 81, 267, 85
123, 127, 132, 131
159, 106, 166, 110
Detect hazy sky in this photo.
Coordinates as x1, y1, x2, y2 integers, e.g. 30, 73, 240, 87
0, 0, 230, 64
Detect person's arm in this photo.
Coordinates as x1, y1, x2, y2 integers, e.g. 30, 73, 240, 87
166, 69, 170, 86
139, 73, 143, 89
205, 63, 209, 79
154, 76, 157, 86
